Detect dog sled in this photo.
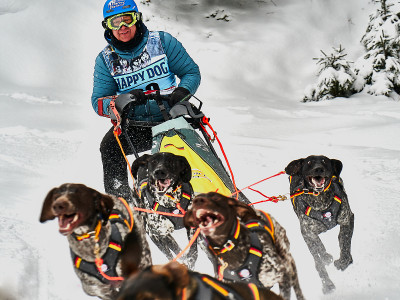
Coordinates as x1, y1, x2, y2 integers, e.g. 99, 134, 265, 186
114, 91, 248, 203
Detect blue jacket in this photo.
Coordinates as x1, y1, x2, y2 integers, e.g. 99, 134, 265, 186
91, 28, 201, 122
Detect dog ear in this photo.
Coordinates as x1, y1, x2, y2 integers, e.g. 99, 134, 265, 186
131, 154, 152, 179
95, 191, 114, 221
183, 208, 196, 228
153, 261, 190, 295
177, 155, 192, 183
331, 159, 343, 177
226, 197, 259, 222
39, 187, 58, 223
120, 230, 142, 278
285, 158, 304, 176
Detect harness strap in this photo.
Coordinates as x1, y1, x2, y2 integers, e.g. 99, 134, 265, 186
290, 178, 343, 225
219, 230, 264, 286
140, 181, 193, 229
70, 223, 123, 284
191, 272, 245, 300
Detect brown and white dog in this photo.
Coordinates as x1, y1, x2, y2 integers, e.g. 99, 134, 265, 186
39, 183, 152, 300
117, 230, 284, 300
183, 192, 304, 300
285, 155, 354, 294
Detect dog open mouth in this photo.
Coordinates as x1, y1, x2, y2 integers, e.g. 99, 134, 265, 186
58, 213, 81, 235
152, 178, 173, 195
307, 176, 327, 192
195, 209, 224, 235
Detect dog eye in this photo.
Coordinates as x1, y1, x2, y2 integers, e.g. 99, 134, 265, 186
307, 161, 312, 165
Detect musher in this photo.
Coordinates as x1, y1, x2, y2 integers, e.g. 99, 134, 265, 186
91, 0, 201, 203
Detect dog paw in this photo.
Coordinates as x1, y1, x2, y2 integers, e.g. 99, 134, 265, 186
334, 256, 353, 270
321, 253, 333, 265
322, 279, 336, 294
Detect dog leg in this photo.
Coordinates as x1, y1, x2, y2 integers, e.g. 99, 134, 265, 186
289, 259, 305, 300
334, 214, 354, 271
149, 233, 178, 261
278, 273, 292, 300
183, 228, 198, 270
301, 229, 335, 294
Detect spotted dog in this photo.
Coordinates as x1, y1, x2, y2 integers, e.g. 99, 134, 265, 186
184, 192, 304, 300
39, 183, 152, 300
117, 230, 283, 300
131, 152, 198, 269
285, 155, 354, 294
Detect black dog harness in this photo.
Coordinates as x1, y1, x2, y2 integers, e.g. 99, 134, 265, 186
209, 212, 275, 287
70, 208, 133, 284
138, 179, 193, 229
190, 272, 262, 300
290, 176, 343, 228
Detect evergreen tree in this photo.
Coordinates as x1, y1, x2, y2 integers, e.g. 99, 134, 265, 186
303, 45, 355, 102
353, 0, 400, 97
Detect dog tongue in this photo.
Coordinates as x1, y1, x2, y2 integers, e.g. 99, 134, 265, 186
312, 177, 325, 188
58, 215, 71, 231
157, 179, 171, 191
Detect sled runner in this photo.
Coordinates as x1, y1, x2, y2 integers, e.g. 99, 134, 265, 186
116, 91, 249, 202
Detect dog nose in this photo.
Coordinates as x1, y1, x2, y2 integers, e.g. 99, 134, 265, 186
314, 167, 324, 175
154, 169, 167, 179
193, 197, 205, 206
52, 198, 69, 215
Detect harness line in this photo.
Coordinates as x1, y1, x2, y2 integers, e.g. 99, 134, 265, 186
173, 228, 201, 262
200, 117, 239, 199
230, 170, 286, 197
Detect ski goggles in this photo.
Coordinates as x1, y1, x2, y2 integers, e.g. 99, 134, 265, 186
103, 12, 141, 30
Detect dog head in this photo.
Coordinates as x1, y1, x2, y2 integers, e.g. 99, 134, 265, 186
39, 183, 114, 236
118, 261, 190, 300
285, 155, 343, 193
184, 192, 258, 246
131, 152, 192, 196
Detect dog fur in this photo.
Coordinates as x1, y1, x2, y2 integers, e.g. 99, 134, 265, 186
117, 230, 284, 300
184, 192, 304, 300
285, 155, 354, 294
39, 183, 152, 300
131, 152, 198, 269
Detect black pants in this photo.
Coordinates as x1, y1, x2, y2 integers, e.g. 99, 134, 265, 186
100, 125, 152, 202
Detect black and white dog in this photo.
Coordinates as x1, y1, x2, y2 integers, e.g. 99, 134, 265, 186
131, 152, 198, 269
285, 155, 354, 294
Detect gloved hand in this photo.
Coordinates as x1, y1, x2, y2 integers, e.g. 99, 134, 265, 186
109, 90, 147, 120
168, 87, 191, 107
129, 89, 146, 104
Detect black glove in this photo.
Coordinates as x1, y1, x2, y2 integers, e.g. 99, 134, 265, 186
129, 89, 146, 104
168, 87, 191, 107
109, 90, 147, 120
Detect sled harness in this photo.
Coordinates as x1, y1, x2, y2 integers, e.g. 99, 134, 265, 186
137, 179, 193, 230
290, 176, 343, 225
186, 272, 262, 300
70, 197, 133, 283
207, 211, 275, 286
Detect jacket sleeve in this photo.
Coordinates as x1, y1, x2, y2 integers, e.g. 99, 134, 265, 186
91, 53, 119, 117
159, 31, 201, 95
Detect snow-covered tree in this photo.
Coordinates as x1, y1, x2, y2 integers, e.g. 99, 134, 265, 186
303, 45, 356, 102
353, 0, 400, 97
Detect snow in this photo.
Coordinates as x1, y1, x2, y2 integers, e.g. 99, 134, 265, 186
0, 0, 399, 299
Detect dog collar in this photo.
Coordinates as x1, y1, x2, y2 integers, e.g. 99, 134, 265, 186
209, 217, 241, 255
290, 176, 335, 205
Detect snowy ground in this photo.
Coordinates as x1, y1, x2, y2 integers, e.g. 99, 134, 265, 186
0, 0, 399, 299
